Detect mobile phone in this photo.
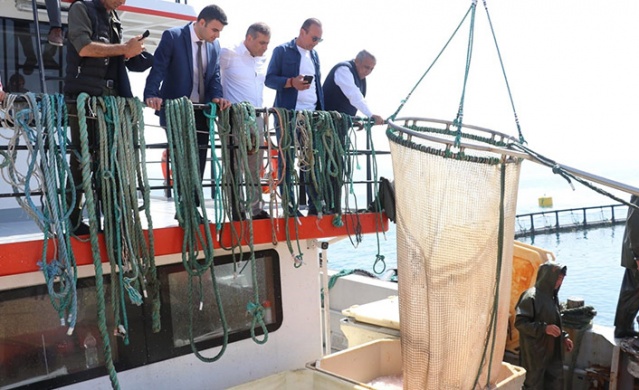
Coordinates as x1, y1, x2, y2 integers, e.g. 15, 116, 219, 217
139, 30, 150, 41
303, 75, 314, 84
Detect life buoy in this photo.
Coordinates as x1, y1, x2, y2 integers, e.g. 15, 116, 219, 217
260, 144, 278, 193
161, 149, 172, 186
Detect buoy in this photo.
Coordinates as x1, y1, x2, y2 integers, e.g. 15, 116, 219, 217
538, 196, 553, 208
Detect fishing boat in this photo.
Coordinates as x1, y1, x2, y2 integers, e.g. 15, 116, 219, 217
2, 1, 639, 390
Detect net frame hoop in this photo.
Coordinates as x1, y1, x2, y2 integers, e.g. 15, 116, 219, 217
387, 117, 525, 164
388, 117, 639, 196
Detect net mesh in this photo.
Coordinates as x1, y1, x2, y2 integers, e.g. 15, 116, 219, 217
388, 123, 521, 389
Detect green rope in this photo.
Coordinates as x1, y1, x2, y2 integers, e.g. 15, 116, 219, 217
272, 107, 304, 266
164, 98, 229, 362
472, 159, 506, 389
452, 1, 477, 147
77, 93, 120, 390
216, 103, 269, 344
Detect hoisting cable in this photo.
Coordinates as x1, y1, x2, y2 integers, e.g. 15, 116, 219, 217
388, 4, 474, 122
480, 0, 525, 144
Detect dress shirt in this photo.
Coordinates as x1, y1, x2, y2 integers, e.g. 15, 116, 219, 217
220, 42, 267, 106
334, 66, 373, 117
189, 23, 207, 103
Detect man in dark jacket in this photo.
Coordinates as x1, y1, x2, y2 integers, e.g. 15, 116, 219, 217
265, 18, 324, 216
64, 0, 151, 235
322, 50, 383, 213
614, 195, 639, 338
515, 261, 573, 390
323, 50, 383, 125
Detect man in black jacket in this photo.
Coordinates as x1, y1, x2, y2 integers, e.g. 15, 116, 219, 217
614, 195, 639, 338
64, 0, 151, 235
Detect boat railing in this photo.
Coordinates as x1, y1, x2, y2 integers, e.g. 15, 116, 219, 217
0, 99, 391, 223
515, 203, 627, 237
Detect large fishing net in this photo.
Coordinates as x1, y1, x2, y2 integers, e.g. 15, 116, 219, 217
387, 118, 521, 389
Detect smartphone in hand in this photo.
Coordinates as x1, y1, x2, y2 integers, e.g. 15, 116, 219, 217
139, 30, 150, 41
303, 75, 314, 84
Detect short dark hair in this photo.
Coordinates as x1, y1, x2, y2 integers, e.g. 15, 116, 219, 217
198, 4, 228, 25
246, 22, 270, 39
301, 18, 321, 31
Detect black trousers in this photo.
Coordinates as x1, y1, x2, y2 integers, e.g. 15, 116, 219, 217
614, 267, 639, 333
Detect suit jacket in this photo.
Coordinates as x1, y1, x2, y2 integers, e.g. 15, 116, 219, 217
144, 23, 223, 125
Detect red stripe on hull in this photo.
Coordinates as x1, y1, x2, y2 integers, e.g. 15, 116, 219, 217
0, 213, 388, 276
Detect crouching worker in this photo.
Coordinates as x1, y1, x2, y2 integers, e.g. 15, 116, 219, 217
515, 261, 573, 390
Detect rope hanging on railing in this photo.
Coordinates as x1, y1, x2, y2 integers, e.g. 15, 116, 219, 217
164, 98, 230, 362
0, 93, 80, 335
216, 103, 269, 344
76, 92, 119, 390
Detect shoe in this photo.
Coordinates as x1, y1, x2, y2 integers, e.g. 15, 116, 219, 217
72, 222, 91, 236
252, 210, 270, 220
48, 27, 64, 47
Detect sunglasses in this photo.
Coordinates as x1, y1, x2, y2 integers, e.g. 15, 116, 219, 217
303, 28, 323, 43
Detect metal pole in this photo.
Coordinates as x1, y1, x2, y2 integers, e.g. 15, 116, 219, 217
31, 0, 47, 93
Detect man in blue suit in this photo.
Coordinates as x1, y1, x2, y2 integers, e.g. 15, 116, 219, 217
144, 4, 231, 198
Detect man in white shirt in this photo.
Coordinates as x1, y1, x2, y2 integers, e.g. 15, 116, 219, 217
323, 50, 383, 213
220, 22, 271, 220
323, 50, 383, 125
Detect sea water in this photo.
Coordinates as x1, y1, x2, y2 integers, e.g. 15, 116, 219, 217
329, 159, 633, 328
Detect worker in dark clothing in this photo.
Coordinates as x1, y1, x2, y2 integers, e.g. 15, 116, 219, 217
515, 261, 573, 390
614, 195, 639, 338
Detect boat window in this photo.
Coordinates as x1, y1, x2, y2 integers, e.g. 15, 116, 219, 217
0, 17, 66, 94
145, 249, 283, 362
0, 249, 282, 389
0, 279, 120, 390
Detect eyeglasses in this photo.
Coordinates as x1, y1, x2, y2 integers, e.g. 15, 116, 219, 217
303, 28, 323, 43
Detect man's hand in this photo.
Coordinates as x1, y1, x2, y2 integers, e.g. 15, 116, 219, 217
145, 97, 163, 111
545, 324, 561, 337
564, 337, 574, 352
212, 98, 231, 110
291, 75, 312, 91
124, 37, 145, 59
371, 115, 384, 126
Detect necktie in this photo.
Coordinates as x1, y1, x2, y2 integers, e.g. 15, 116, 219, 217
196, 41, 205, 103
